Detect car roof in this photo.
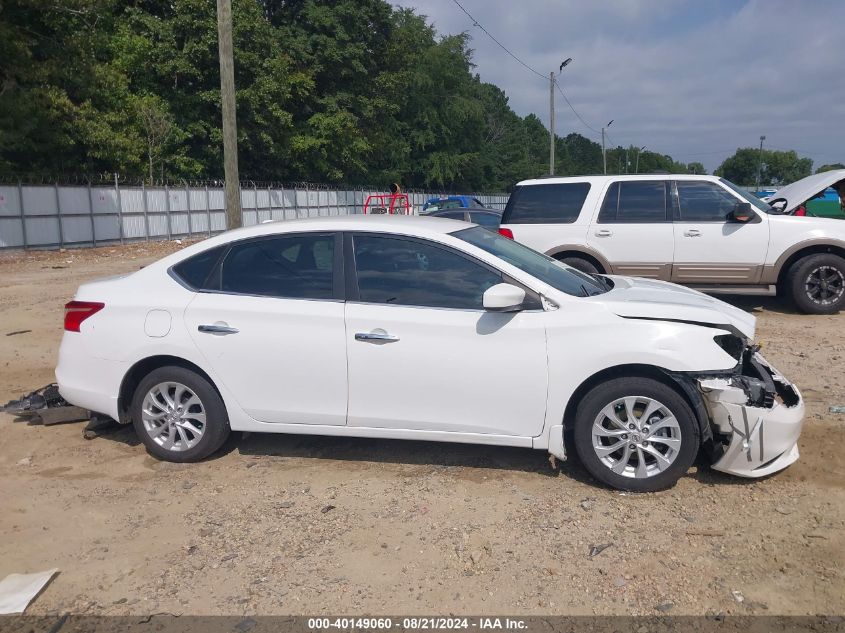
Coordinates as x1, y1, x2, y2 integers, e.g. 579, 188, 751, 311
515, 174, 721, 187
155, 214, 472, 268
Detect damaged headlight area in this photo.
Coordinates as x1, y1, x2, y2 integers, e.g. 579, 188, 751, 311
697, 346, 804, 478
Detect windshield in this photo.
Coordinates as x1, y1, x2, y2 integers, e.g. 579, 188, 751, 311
719, 178, 776, 214
452, 226, 608, 297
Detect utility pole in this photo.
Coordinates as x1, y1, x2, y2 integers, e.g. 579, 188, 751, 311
549, 71, 555, 176
755, 135, 766, 193
548, 58, 572, 177
602, 120, 613, 175
635, 146, 645, 173
216, 0, 241, 229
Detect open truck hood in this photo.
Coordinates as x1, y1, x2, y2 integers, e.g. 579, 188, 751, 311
599, 276, 756, 339
766, 169, 845, 213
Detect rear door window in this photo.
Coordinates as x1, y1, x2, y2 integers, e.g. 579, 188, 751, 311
219, 233, 336, 299
598, 181, 668, 223
502, 183, 591, 224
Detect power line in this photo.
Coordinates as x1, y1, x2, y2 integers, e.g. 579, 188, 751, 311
554, 80, 601, 137
449, 0, 546, 80
450, 0, 603, 139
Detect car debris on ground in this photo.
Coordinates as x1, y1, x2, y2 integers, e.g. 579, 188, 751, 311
1, 384, 87, 426
0, 569, 59, 614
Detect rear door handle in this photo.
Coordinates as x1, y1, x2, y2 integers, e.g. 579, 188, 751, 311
198, 324, 239, 335
355, 331, 399, 343
683, 229, 702, 237
594, 229, 613, 237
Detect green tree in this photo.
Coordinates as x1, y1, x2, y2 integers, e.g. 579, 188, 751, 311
816, 163, 845, 173
715, 148, 812, 186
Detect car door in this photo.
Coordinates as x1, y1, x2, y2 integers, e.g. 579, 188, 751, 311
184, 232, 348, 425
586, 180, 674, 279
671, 180, 770, 284
344, 233, 548, 437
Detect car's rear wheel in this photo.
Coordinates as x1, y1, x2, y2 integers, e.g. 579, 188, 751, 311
573, 377, 699, 492
131, 366, 230, 462
786, 253, 845, 314
559, 256, 599, 275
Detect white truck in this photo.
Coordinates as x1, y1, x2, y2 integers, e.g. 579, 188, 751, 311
498, 173, 845, 314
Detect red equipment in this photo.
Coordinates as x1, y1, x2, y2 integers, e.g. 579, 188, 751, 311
363, 183, 411, 215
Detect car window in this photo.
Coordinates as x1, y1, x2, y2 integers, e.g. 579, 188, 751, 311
453, 226, 608, 297
170, 245, 227, 290
220, 234, 335, 299
598, 181, 668, 223
502, 183, 591, 224
677, 181, 739, 222
352, 234, 502, 309
438, 211, 467, 220
469, 211, 500, 227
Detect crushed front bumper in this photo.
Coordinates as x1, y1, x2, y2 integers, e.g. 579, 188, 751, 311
698, 351, 804, 478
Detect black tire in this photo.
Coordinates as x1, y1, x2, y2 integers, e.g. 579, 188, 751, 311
573, 377, 699, 492
560, 256, 599, 275
131, 365, 230, 463
785, 253, 845, 314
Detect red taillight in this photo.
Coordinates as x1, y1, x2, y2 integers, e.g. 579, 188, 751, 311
498, 227, 514, 239
64, 301, 104, 332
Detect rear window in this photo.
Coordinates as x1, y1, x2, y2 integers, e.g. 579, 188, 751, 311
502, 183, 591, 224
598, 181, 668, 223
170, 245, 226, 290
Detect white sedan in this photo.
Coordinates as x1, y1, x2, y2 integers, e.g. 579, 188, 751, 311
56, 215, 804, 491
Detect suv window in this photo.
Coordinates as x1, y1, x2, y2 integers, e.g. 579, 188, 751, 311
677, 181, 740, 221
502, 183, 591, 224
598, 181, 668, 223
220, 234, 335, 299
353, 234, 502, 309
171, 245, 226, 290
469, 211, 500, 228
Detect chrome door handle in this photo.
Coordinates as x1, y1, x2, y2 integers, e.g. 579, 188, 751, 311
594, 229, 613, 237
683, 229, 702, 237
355, 331, 399, 343
198, 324, 239, 335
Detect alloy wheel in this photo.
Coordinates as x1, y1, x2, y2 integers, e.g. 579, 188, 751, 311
141, 381, 207, 451
805, 265, 845, 306
591, 396, 682, 479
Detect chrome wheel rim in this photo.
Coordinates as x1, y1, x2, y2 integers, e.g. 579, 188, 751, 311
141, 382, 206, 451
592, 396, 681, 479
805, 265, 844, 305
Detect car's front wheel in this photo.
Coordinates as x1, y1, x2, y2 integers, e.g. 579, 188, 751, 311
786, 253, 845, 314
573, 377, 699, 492
131, 366, 230, 462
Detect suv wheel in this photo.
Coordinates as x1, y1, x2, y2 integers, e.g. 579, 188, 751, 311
132, 366, 230, 462
573, 377, 699, 492
559, 256, 599, 275
786, 253, 845, 314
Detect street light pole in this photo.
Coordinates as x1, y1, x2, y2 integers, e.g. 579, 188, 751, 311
602, 120, 613, 175
755, 135, 766, 193
549, 71, 555, 176
549, 58, 572, 176
635, 146, 645, 173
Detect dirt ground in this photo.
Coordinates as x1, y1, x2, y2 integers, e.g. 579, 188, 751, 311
0, 240, 843, 617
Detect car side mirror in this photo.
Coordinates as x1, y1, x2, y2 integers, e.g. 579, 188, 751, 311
482, 283, 526, 312
731, 202, 754, 223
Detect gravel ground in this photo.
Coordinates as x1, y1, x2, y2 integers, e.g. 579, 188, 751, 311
0, 240, 843, 617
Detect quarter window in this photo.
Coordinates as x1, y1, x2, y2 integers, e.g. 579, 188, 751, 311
353, 235, 502, 309
598, 181, 668, 223
677, 181, 740, 222
502, 183, 591, 224
220, 234, 335, 299
171, 245, 226, 290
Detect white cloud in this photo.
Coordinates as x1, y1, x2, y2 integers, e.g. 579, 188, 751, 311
394, 0, 845, 171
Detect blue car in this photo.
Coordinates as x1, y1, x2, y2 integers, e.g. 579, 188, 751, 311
421, 195, 489, 213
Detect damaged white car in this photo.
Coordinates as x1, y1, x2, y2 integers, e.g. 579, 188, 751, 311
55, 215, 804, 491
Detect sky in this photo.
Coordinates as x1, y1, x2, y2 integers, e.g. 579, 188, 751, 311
392, 0, 845, 172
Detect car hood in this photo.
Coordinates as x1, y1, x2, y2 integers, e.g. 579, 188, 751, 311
767, 169, 845, 213
597, 276, 756, 339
